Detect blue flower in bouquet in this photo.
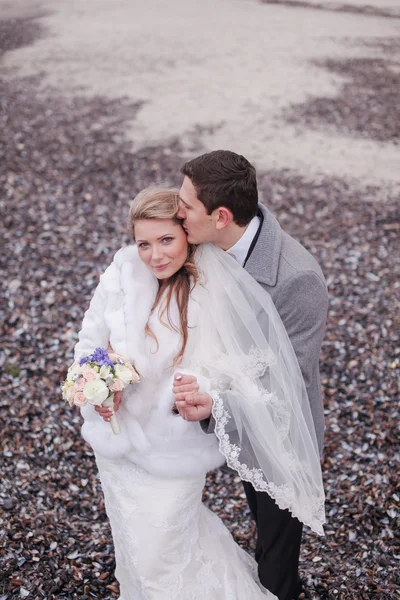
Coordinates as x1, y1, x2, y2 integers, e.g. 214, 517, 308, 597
79, 355, 90, 366
91, 347, 114, 367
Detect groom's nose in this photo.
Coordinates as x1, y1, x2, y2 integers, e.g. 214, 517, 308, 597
177, 202, 186, 219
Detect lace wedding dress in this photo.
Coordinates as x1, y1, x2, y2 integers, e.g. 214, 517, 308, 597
96, 455, 275, 600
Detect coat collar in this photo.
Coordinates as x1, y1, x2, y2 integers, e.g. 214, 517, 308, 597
244, 203, 282, 288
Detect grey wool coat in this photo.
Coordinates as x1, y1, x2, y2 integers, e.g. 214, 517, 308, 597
204, 203, 329, 455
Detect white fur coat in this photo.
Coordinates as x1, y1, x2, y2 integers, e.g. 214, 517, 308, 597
75, 245, 225, 478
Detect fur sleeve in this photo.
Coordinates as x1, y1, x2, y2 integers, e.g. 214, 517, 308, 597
74, 277, 111, 361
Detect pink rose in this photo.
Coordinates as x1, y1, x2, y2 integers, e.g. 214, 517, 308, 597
110, 378, 124, 392
73, 392, 87, 407
74, 378, 85, 392
82, 365, 96, 380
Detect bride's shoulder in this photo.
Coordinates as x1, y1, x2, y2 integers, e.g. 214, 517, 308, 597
100, 245, 141, 292
113, 244, 139, 267
109, 244, 142, 276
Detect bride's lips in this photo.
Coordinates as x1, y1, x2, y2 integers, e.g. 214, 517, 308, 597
152, 263, 170, 271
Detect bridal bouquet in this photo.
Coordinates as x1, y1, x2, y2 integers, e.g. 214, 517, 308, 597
61, 347, 140, 435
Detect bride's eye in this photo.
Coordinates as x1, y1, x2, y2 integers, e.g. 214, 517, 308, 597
162, 237, 173, 244
138, 242, 149, 248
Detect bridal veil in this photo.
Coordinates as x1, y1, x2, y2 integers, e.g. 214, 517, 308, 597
187, 244, 325, 535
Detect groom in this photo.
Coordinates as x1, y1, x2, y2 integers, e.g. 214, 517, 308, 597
173, 150, 328, 600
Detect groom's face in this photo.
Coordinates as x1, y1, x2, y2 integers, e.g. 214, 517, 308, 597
178, 177, 217, 244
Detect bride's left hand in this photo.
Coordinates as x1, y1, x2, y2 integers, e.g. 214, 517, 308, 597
173, 374, 212, 421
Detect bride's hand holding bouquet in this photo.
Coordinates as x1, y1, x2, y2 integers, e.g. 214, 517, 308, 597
61, 347, 139, 434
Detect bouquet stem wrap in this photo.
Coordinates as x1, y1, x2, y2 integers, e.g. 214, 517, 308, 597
102, 395, 121, 435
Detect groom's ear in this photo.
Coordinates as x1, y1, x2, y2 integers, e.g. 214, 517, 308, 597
214, 207, 234, 230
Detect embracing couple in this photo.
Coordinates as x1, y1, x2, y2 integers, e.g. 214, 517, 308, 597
75, 150, 328, 600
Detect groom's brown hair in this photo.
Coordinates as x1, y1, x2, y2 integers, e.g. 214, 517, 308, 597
180, 150, 258, 226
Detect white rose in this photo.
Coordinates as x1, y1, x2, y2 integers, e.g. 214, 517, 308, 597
114, 364, 132, 385
99, 365, 111, 379
83, 379, 109, 406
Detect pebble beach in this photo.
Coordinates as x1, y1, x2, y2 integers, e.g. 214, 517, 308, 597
1, 1, 399, 598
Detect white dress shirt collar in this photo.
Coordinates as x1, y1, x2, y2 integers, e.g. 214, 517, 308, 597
226, 215, 261, 266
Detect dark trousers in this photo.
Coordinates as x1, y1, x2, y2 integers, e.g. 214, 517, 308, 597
243, 481, 303, 600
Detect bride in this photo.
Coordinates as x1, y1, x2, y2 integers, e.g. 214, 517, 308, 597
75, 186, 325, 599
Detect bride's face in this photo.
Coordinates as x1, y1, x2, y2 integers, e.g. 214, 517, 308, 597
135, 218, 189, 280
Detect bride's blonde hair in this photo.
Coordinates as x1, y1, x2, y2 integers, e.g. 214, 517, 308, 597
129, 186, 199, 365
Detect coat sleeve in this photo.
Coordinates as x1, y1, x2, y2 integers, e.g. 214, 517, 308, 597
74, 278, 111, 361
274, 270, 328, 452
